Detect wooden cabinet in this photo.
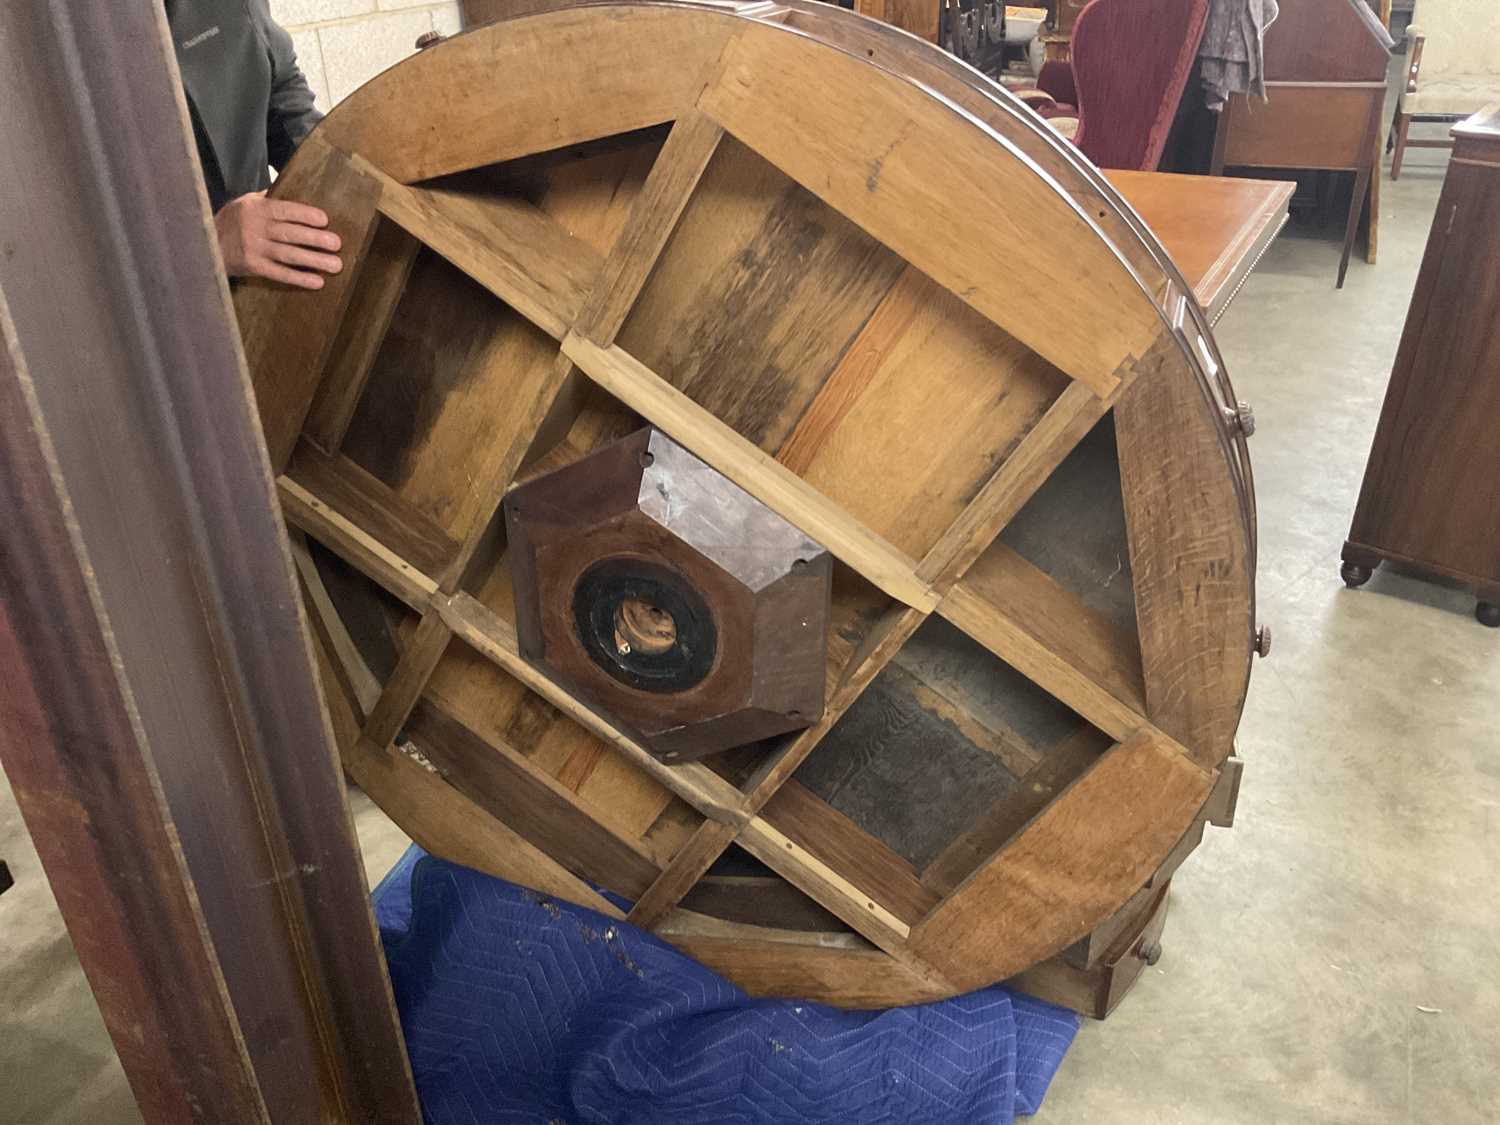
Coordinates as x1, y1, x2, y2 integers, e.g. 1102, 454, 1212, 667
1342, 107, 1500, 627
1210, 0, 1392, 287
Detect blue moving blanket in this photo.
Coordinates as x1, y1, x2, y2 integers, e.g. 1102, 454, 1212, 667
374, 848, 1078, 1125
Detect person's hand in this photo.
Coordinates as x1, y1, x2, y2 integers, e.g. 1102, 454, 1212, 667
214, 191, 342, 289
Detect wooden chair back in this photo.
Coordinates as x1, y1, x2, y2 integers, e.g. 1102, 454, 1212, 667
1070, 0, 1210, 170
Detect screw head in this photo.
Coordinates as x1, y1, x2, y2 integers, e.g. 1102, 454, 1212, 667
1254, 624, 1272, 658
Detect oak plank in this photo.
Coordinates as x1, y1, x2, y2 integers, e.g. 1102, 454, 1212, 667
338, 250, 563, 541
910, 729, 1213, 989
697, 25, 1160, 395
1114, 342, 1254, 768
562, 333, 937, 610
235, 133, 383, 472
349, 153, 603, 340
921, 725, 1111, 897
940, 542, 1148, 741
320, 6, 734, 182
304, 220, 420, 452
278, 475, 438, 608
788, 271, 1074, 560
405, 701, 662, 899
658, 932, 949, 1008
362, 612, 451, 750
774, 266, 927, 476
615, 133, 908, 453
287, 441, 458, 578
576, 111, 726, 343
760, 780, 940, 927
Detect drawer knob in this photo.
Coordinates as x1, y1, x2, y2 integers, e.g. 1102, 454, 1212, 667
1254, 624, 1272, 658
1138, 940, 1163, 966
1224, 401, 1256, 438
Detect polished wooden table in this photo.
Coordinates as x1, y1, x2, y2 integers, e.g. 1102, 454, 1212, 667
1107, 170, 1295, 323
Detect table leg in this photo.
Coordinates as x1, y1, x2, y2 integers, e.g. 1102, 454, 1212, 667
1337, 163, 1372, 288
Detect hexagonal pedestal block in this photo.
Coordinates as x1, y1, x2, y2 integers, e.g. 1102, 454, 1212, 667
504, 427, 831, 763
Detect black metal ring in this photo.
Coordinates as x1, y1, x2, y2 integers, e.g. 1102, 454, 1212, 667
572, 557, 717, 694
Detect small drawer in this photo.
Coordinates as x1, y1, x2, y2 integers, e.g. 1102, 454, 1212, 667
1005, 882, 1171, 1019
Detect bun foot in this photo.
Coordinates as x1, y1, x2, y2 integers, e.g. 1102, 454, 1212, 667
1341, 562, 1373, 589
1478, 602, 1500, 629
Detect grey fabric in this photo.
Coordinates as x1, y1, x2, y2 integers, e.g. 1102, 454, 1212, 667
166, 0, 322, 212
1199, 0, 1280, 112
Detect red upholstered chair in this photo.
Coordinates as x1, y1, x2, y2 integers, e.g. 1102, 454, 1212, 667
1020, 0, 1210, 171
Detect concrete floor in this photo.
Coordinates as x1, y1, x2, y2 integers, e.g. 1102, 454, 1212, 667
2, 117, 1496, 1125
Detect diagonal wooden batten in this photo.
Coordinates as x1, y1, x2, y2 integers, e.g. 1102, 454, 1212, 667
439, 351, 579, 593
236, 134, 385, 473
278, 476, 439, 609
345, 152, 604, 341
492, 112, 726, 504
405, 701, 664, 900
759, 781, 939, 927
342, 734, 627, 921
435, 590, 750, 825
627, 819, 739, 929
278, 439, 459, 609
303, 220, 420, 454
625, 602, 926, 932
909, 728, 1214, 989
361, 611, 451, 750
917, 383, 1109, 589
742, 603, 926, 801
938, 546, 1150, 743
916, 331, 1161, 592
287, 442, 458, 578
289, 532, 382, 717
298, 538, 635, 919
737, 817, 911, 946
736, 815, 954, 991
575, 111, 726, 344
561, 332, 939, 611
695, 26, 1162, 398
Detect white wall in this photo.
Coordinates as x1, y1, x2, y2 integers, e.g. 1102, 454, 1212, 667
270, 0, 463, 111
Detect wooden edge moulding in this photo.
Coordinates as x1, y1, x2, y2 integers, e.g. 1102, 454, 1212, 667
230, 0, 1264, 1015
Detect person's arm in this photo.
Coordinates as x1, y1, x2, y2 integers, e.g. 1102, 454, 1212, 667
216, 4, 336, 289
261, 11, 322, 171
